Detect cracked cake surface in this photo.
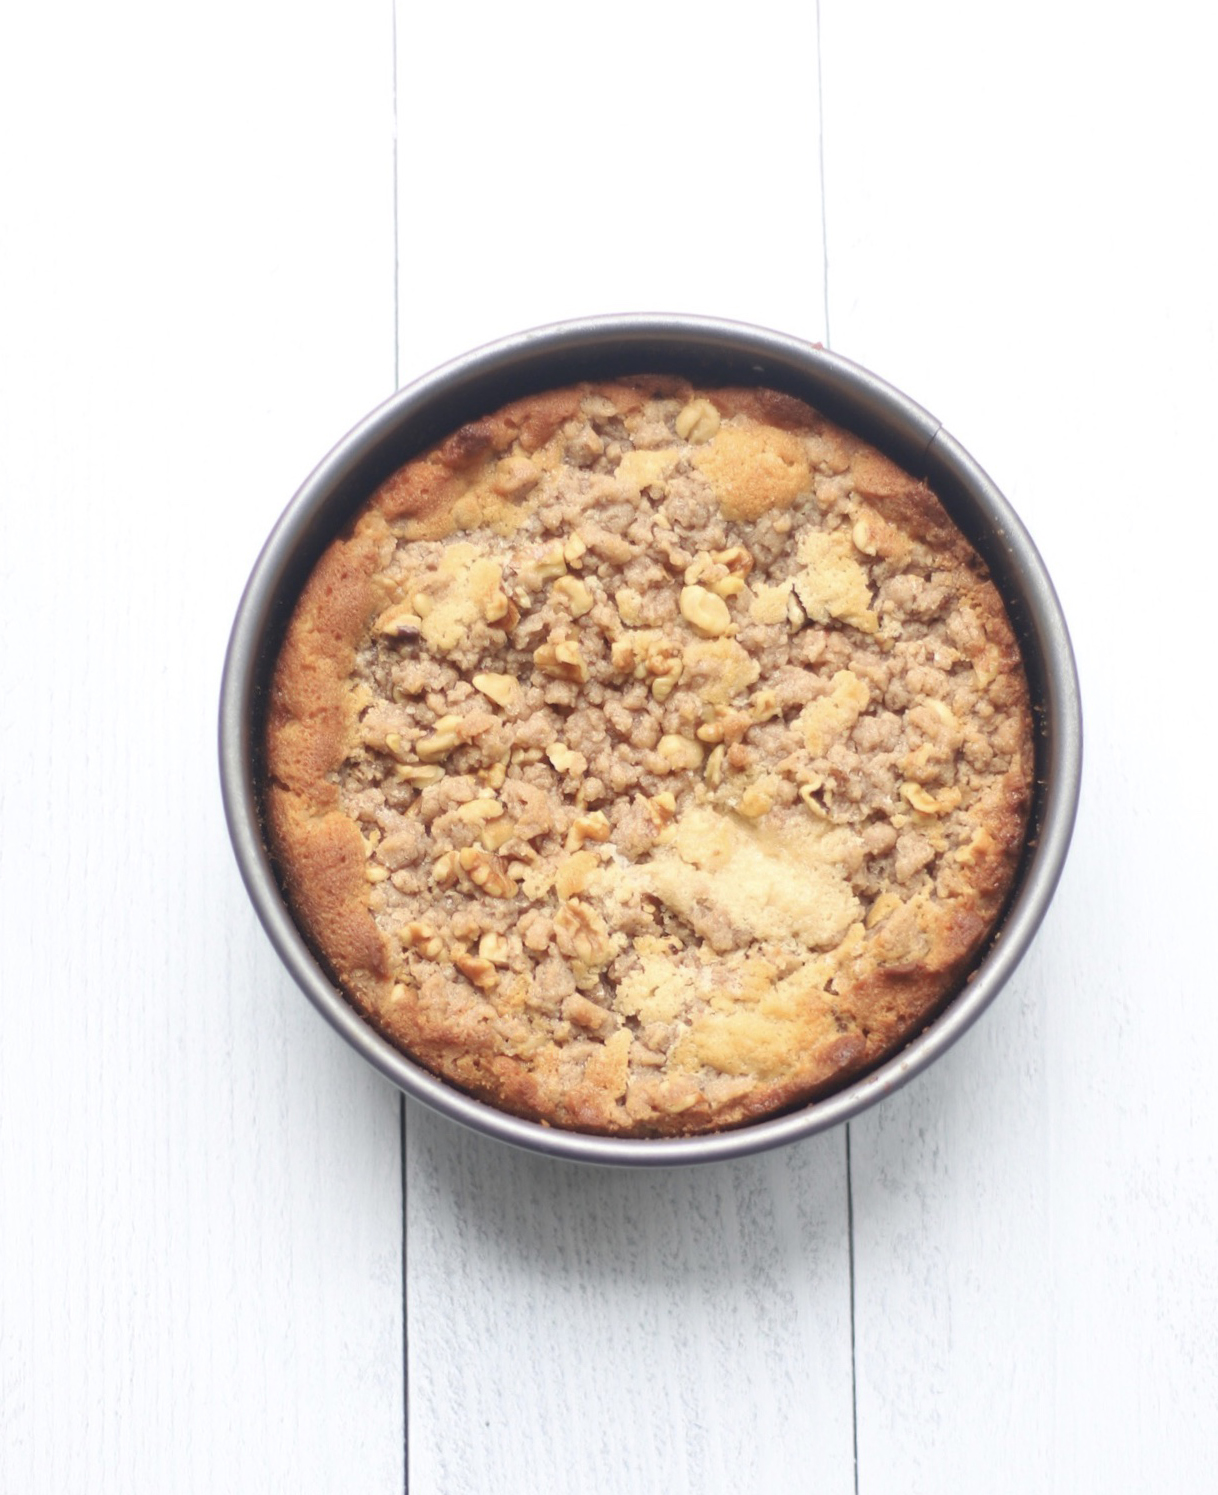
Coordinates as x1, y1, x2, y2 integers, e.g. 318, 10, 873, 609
264, 377, 1033, 1135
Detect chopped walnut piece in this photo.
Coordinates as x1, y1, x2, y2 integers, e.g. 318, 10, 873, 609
473, 672, 520, 709
674, 397, 721, 444
565, 811, 611, 852
534, 639, 589, 683
553, 899, 614, 967
680, 584, 733, 637
455, 798, 505, 824
453, 952, 499, 990
519, 541, 567, 591
710, 575, 746, 599
852, 517, 878, 556
713, 545, 754, 575
374, 604, 423, 639
479, 761, 508, 790
547, 742, 587, 775
403, 922, 444, 960
457, 846, 517, 898
394, 763, 446, 787
786, 591, 807, 630
799, 780, 829, 818
750, 689, 781, 723
483, 587, 517, 626
650, 668, 682, 702
901, 782, 963, 816
478, 932, 512, 966
656, 735, 704, 773
738, 782, 775, 818
416, 715, 463, 761
551, 575, 594, 617
653, 1077, 702, 1116
480, 817, 517, 852
648, 791, 677, 825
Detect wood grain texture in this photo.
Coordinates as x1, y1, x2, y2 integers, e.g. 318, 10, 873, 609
406, 1103, 856, 1495
821, 1, 1218, 1488
0, 3, 406, 1490
8, 0, 1215, 1488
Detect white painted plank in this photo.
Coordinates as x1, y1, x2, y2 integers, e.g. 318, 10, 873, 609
395, 5, 855, 1491
821, 1, 1218, 1488
396, 0, 827, 386
0, 4, 405, 1490
406, 1105, 855, 1495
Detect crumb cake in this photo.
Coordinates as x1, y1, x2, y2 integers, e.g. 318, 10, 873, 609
264, 378, 1033, 1136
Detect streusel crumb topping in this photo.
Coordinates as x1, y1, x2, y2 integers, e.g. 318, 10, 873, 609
266, 379, 1032, 1135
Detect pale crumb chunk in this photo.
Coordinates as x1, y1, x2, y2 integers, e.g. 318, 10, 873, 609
749, 580, 793, 625
798, 670, 870, 756
556, 850, 600, 900
563, 993, 616, 1036
793, 530, 878, 634
616, 448, 679, 497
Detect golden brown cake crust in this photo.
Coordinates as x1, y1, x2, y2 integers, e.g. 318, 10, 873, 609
265, 381, 1033, 1135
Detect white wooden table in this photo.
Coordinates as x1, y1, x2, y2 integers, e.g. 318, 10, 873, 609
4, 3, 1216, 1489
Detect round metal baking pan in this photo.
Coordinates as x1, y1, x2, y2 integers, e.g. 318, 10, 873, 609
219, 314, 1082, 1166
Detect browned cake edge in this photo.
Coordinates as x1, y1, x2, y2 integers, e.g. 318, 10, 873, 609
263, 381, 1033, 1136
